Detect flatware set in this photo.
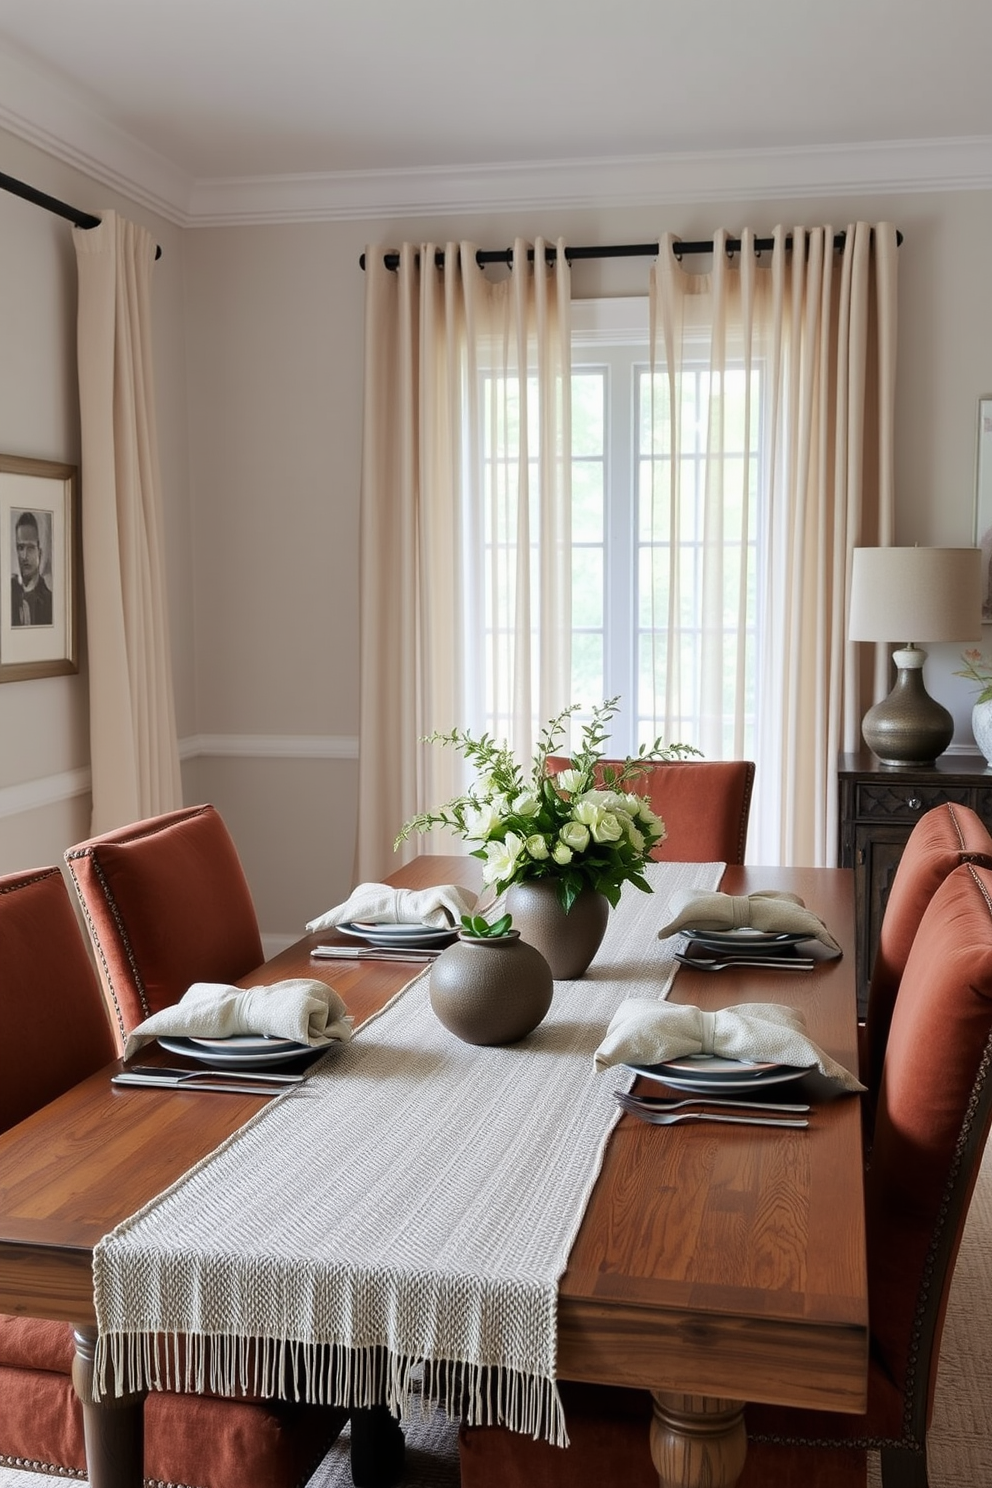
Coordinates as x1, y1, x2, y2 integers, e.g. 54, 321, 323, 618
112, 1066, 304, 1096
615, 1090, 809, 1127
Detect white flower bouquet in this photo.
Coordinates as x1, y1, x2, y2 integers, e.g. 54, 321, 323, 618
395, 697, 699, 911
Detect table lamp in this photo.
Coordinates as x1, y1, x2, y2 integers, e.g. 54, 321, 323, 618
849, 546, 983, 767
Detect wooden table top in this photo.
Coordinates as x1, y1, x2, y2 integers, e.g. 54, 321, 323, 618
0, 857, 866, 1415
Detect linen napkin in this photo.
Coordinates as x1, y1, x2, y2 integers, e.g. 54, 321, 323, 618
593, 998, 864, 1091
306, 881, 478, 933
124, 979, 354, 1061
657, 888, 842, 956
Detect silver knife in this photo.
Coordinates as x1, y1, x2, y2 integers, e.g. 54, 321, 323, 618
311, 946, 441, 962
128, 1064, 305, 1083
113, 1068, 303, 1094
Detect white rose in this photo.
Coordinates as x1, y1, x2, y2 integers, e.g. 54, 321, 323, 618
512, 790, 541, 818
552, 842, 573, 865
560, 820, 590, 852
524, 834, 550, 860
590, 810, 623, 844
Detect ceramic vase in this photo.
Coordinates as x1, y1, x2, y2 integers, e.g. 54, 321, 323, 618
973, 700, 992, 767
428, 930, 553, 1046
505, 879, 610, 980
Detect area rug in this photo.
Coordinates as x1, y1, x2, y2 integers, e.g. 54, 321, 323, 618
3, 1141, 991, 1488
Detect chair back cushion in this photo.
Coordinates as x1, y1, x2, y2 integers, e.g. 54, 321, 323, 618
0, 866, 115, 1132
864, 803, 992, 1104
546, 757, 754, 864
65, 804, 264, 1047
868, 861, 992, 1433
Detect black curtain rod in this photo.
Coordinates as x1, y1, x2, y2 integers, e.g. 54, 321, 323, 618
361, 227, 903, 273
0, 169, 163, 260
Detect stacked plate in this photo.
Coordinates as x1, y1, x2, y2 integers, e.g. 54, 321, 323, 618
676, 926, 815, 971
627, 1053, 811, 1093
157, 1034, 317, 1068
336, 920, 458, 950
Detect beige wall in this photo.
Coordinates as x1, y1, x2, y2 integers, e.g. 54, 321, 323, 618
183, 189, 992, 937
3, 125, 992, 941
0, 127, 192, 877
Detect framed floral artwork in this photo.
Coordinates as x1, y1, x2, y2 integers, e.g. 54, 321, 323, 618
0, 454, 79, 681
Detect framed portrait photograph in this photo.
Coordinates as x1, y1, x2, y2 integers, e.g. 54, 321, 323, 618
0, 454, 79, 681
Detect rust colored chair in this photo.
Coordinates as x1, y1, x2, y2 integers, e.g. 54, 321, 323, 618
459, 861, 992, 1488
0, 864, 344, 1487
65, 803, 265, 1051
859, 801, 992, 1116
546, 757, 755, 865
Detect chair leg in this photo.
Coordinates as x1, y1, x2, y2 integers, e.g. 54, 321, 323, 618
349, 1404, 405, 1488
880, 1444, 928, 1488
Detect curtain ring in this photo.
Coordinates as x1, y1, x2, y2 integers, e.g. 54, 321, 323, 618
673, 243, 683, 263
504, 246, 513, 268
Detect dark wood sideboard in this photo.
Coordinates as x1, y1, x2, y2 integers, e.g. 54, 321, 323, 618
838, 751, 992, 1017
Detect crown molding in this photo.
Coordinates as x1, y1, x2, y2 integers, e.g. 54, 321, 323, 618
188, 137, 992, 225
3, 35, 992, 229
0, 44, 192, 225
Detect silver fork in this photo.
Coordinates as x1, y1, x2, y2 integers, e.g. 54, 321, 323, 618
616, 1100, 807, 1129
616, 1091, 809, 1115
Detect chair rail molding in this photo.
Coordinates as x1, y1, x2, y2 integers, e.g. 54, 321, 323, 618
0, 736, 358, 821
0, 766, 91, 821
179, 733, 359, 760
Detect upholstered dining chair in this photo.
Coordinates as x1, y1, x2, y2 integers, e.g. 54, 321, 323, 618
65, 803, 265, 1050
546, 757, 755, 865
0, 863, 345, 1487
859, 800, 992, 1118
458, 861, 992, 1488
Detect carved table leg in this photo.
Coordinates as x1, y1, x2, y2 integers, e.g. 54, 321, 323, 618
71, 1325, 146, 1488
650, 1392, 747, 1488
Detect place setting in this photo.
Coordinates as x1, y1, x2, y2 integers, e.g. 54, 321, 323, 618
111, 976, 355, 1093
657, 883, 843, 974
594, 994, 864, 1129
306, 880, 475, 959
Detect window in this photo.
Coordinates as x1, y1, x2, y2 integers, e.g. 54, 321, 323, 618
569, 298, 760, 757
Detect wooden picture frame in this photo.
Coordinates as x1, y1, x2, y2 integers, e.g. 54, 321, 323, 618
976, 397, 992, 624
0, 454, 79, 681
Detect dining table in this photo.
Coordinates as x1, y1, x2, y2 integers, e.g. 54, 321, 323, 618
0, 856, 866, 1488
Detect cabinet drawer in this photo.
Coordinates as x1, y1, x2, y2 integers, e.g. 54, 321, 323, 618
854, 782, 974, 823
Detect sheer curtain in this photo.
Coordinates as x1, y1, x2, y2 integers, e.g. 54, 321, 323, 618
357, 240, 572, 879
73, 211, 182, 833
648, 223, 898, 865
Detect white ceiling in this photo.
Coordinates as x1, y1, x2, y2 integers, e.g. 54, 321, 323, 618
1, 0, 991, 225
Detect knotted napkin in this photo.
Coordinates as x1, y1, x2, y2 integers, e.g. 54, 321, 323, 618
593, 998, 863, 1091
306, 882, 478, 932
657, 888, 842, 956
124, 979, 354, 1061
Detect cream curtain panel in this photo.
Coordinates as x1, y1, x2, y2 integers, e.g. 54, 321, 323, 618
648, 223, 897, 865
358, 240, 571, 880
73, 212, 182, 833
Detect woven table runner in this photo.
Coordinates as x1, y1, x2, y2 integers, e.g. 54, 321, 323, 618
93, 860, 722, 1442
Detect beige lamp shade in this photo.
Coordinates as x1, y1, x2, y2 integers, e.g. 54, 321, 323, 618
849, 547, 983, 766
849, 547, 983, 644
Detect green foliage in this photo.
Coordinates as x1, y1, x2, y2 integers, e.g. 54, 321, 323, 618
460, 912, 514, 938
394, 697, 702, 908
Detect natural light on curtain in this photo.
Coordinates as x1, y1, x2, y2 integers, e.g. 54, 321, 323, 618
357, 240, 571, 879
647, 224, 898, 865
73, 211, 182, 833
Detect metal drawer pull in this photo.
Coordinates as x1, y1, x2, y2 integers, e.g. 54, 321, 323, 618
908, 796, 922, 811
